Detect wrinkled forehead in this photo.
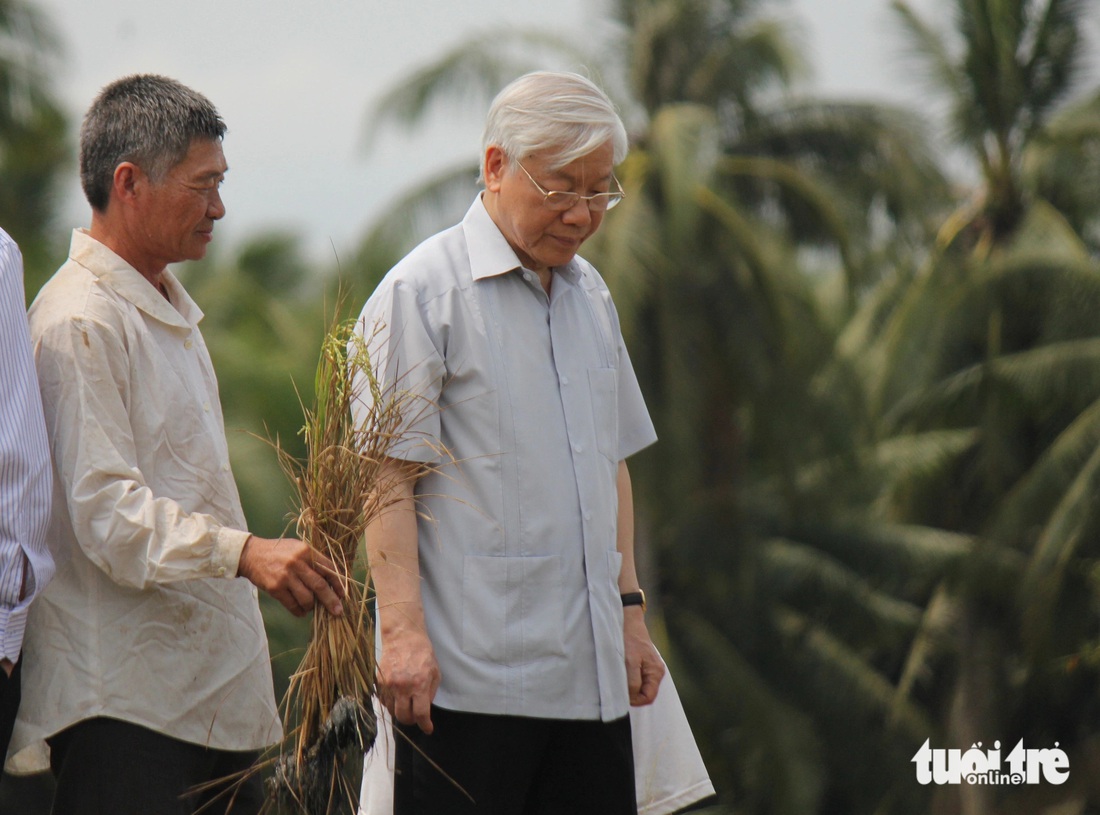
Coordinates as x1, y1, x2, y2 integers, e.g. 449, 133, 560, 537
167, 138, 228, 179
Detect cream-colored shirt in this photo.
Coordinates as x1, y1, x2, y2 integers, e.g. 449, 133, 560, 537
7, 229, 280, 772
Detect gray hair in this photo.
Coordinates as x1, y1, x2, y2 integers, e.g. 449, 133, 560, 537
80, 74, 226, 212
481, 71, 628, 177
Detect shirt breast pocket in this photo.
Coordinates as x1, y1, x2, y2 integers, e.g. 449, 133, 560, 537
588, 367, 619, 463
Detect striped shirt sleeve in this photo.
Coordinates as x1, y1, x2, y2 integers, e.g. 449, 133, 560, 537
0, 228, 54, 663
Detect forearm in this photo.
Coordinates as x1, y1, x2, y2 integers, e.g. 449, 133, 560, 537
38, 317, 247, 587
616, 459, 664, 705
365, 457, 440, 732
71, 479, 250, 587
615, 460, 643, 594
58, 429, 250, 587
366, 458, 427, 637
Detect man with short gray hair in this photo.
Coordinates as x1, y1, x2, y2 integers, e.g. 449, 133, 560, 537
8, 74, 345, 815
354, 71, 664, 814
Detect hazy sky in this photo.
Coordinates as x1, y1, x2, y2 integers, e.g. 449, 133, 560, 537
36, 0, 938, 261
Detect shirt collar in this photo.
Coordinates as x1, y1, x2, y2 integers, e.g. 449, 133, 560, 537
462, 195, 583, 287
69, 228, 204, 330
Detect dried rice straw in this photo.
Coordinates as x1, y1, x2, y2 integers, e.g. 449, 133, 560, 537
260, 315, 426, 815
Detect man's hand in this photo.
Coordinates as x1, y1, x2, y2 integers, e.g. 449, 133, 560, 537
378, 626, 441, 734
236, 536, 345, 618
624, 607, 664, 706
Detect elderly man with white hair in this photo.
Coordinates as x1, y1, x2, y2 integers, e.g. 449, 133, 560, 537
353, 71, 676, 814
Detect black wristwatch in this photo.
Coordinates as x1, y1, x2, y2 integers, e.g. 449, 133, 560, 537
621, 590, 647, 611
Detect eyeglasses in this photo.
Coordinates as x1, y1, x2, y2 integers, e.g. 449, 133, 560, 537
516, 161, 625, 212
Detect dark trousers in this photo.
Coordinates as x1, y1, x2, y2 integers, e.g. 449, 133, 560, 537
393, 706, 636, 815
47, 717, 264, 815
0, 657, 20, 760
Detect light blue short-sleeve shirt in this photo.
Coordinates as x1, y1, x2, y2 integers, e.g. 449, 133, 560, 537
354, 196, 657, 722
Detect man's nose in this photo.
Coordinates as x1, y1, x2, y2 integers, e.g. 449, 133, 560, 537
208, 189, 226, 220
560, 196, 593, 226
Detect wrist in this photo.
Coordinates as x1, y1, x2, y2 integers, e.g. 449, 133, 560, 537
620, 589, 647, 612
623, 604, 647, 621
226, 530, 253, 579
379, 604, 428, 639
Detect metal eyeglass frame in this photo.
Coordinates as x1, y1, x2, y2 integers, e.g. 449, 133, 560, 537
515, 161, 625, 212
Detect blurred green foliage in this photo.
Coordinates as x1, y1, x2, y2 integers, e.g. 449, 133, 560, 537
0, 0, 69, 289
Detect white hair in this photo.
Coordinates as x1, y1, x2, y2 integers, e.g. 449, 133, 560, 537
481, 71, 628, 176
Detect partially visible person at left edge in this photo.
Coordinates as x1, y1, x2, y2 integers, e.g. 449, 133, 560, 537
0, 226, 54, 762
6, 74, 345, 815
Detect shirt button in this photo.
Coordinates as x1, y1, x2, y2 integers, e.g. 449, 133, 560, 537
214, 566, 226, 577
573, 443, 583, 453
222, 462, 230, 472
560, 376, 569, 386
203, 401, 211, 412
184, 338, 194, 350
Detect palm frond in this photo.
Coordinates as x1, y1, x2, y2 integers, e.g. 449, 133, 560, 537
772, 518, 974, 592
1019, 0, 1091, 127
1018, 439, 1100, 656
668, 608, 828, 815
889, 1, 965, 120
356, 162, 482, 266
885, 337, 1100, 432
772, 605, 932, 742
1026, 93, 1100, 243
649, 103, 722, 240
988, 396, 1100, 550
0, 0, 62, 130
777, 428, 977, 508
716, 151, 857, 295
892, 583, 958, 715
583, 151, 667, 341
360, 28, 595, 149
761, 538, 923, 647
741, 100, 952, 247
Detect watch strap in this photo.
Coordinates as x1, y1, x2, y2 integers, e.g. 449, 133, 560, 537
621, 590, 647, 611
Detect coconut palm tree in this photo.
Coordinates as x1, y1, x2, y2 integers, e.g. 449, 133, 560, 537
891, 0, 1094, 249
841, 2, 1100, 811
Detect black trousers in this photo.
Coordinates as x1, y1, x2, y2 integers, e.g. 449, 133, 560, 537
393, 706, 636, 815
0, 657, 20, 760
47, 717, 265, 815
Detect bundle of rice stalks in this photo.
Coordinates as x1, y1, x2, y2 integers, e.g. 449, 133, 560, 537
260, 317, 425, 815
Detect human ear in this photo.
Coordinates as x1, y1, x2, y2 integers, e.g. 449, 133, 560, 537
112, 162, 144, 204
483, 146, 507, 193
